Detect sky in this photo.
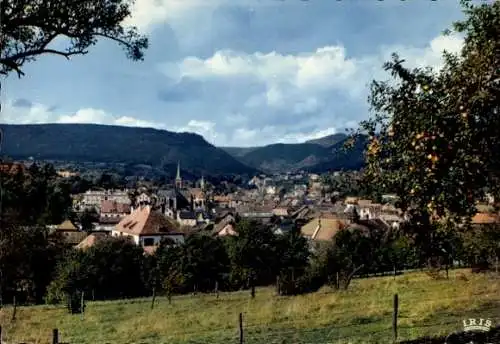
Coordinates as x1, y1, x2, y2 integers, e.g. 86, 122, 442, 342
0, 0, 473, 147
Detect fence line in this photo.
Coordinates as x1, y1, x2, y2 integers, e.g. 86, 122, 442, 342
0, 291, 498, 344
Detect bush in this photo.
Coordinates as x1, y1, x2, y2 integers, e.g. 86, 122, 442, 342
278, 265, 326, 296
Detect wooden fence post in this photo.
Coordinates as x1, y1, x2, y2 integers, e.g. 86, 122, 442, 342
52, 328, 59, 344
239, 312, 244, 344
276, 275, 281, 296
81, 291, 85, 319
215, 280, 219, 299
392, 294, 399, 343
11, 295, 16, 322
151, 287, 156, 310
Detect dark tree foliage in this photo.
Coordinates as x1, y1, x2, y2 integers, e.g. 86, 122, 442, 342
226, 220, 281, 292
0, 0, 148, 77
275, 228, 314, 295
78, 208, 99, 232
179, 233, 229, 293
155, 239, 185, 297
47, 237, 147, 302
325, 228, 372, 290
0, 222, 64, 304
1, 162, 72, 225
461, 224, 500, 267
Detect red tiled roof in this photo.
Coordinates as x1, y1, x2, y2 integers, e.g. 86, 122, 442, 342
99, 216, 122, 224
115, 206, 183, 236
76, 232, 109, 250
472, 212, 499, 224
0, 162, 25, 175
101, 200, 130, 214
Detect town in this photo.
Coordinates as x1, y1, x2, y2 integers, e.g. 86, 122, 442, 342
47, 164, 497, 252
1, 0, 499, 343
0, 157, 498, 344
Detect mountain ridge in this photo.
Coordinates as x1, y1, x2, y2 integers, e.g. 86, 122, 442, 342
221, 133, 365, 173
0, 123, 365, 175
0, 123, 257, 176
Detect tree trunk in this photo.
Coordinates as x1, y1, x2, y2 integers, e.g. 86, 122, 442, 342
343, 265, 365, 290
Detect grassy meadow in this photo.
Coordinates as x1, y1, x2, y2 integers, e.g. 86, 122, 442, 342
0, 269, 499, 344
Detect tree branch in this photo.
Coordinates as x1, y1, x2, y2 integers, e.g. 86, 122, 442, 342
343, 264, 365, 290
0, 47, 88, 77
2, 47, 86, 64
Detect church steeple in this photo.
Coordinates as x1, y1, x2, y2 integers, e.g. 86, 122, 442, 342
175, 161, 182, 189
200, 174, 205, 191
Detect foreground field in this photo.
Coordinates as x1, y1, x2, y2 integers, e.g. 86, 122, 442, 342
0, 269, 499, 344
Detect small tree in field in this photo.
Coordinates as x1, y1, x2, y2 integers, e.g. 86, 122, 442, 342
1, 0, 148, 77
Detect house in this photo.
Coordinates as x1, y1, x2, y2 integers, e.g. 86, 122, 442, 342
212, 212, 238, 237
58, 219, 79, 231
0, 162, 25, 175
301, 216, 345, 242
52, 219, 88, 247
76, 232, 109, 250
156, 188, 190, 217
273, 207, 289, 217
94, 216, 122, 232
136, 192, 153, 206
57, 170, 79, 178
213, 195, 232, 208
471, 212, 500, 225
113, 205, 185, 253
213, 219, 238, 237
176, 210, 197, 227
189, 187, 208, 210
100, 200, 130, 218
344, 197, 359, 205
80, 189, 130, 210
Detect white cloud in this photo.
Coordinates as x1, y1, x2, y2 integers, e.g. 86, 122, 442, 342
288, 127, 338, 143
175, 120, 221, 145
124, 0, 225, 32
0, 99, 231, 144
376, 34, 464, 71
225, 126, 339, 147
167, 46, 356, 92
2, 33, 465, 147
162, 33, 463, 110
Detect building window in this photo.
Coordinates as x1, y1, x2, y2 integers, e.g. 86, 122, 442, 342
143, 238, 155, 246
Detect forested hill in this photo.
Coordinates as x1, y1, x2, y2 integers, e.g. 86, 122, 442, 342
221, 135, 366, 173
0, 124, 257, 175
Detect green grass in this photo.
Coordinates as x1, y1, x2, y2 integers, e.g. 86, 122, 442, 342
1, 269, 499, 344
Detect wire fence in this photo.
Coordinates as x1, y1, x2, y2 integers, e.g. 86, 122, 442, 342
0, 288, 498, 344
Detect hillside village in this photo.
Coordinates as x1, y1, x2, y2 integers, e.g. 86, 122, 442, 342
27, 160, 496, 256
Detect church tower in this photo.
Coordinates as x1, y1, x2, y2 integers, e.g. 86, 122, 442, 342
200, 174, 205, 191
175, 161, 182, 189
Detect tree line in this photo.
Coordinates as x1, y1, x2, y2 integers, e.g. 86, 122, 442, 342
44, 215, 500, 305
